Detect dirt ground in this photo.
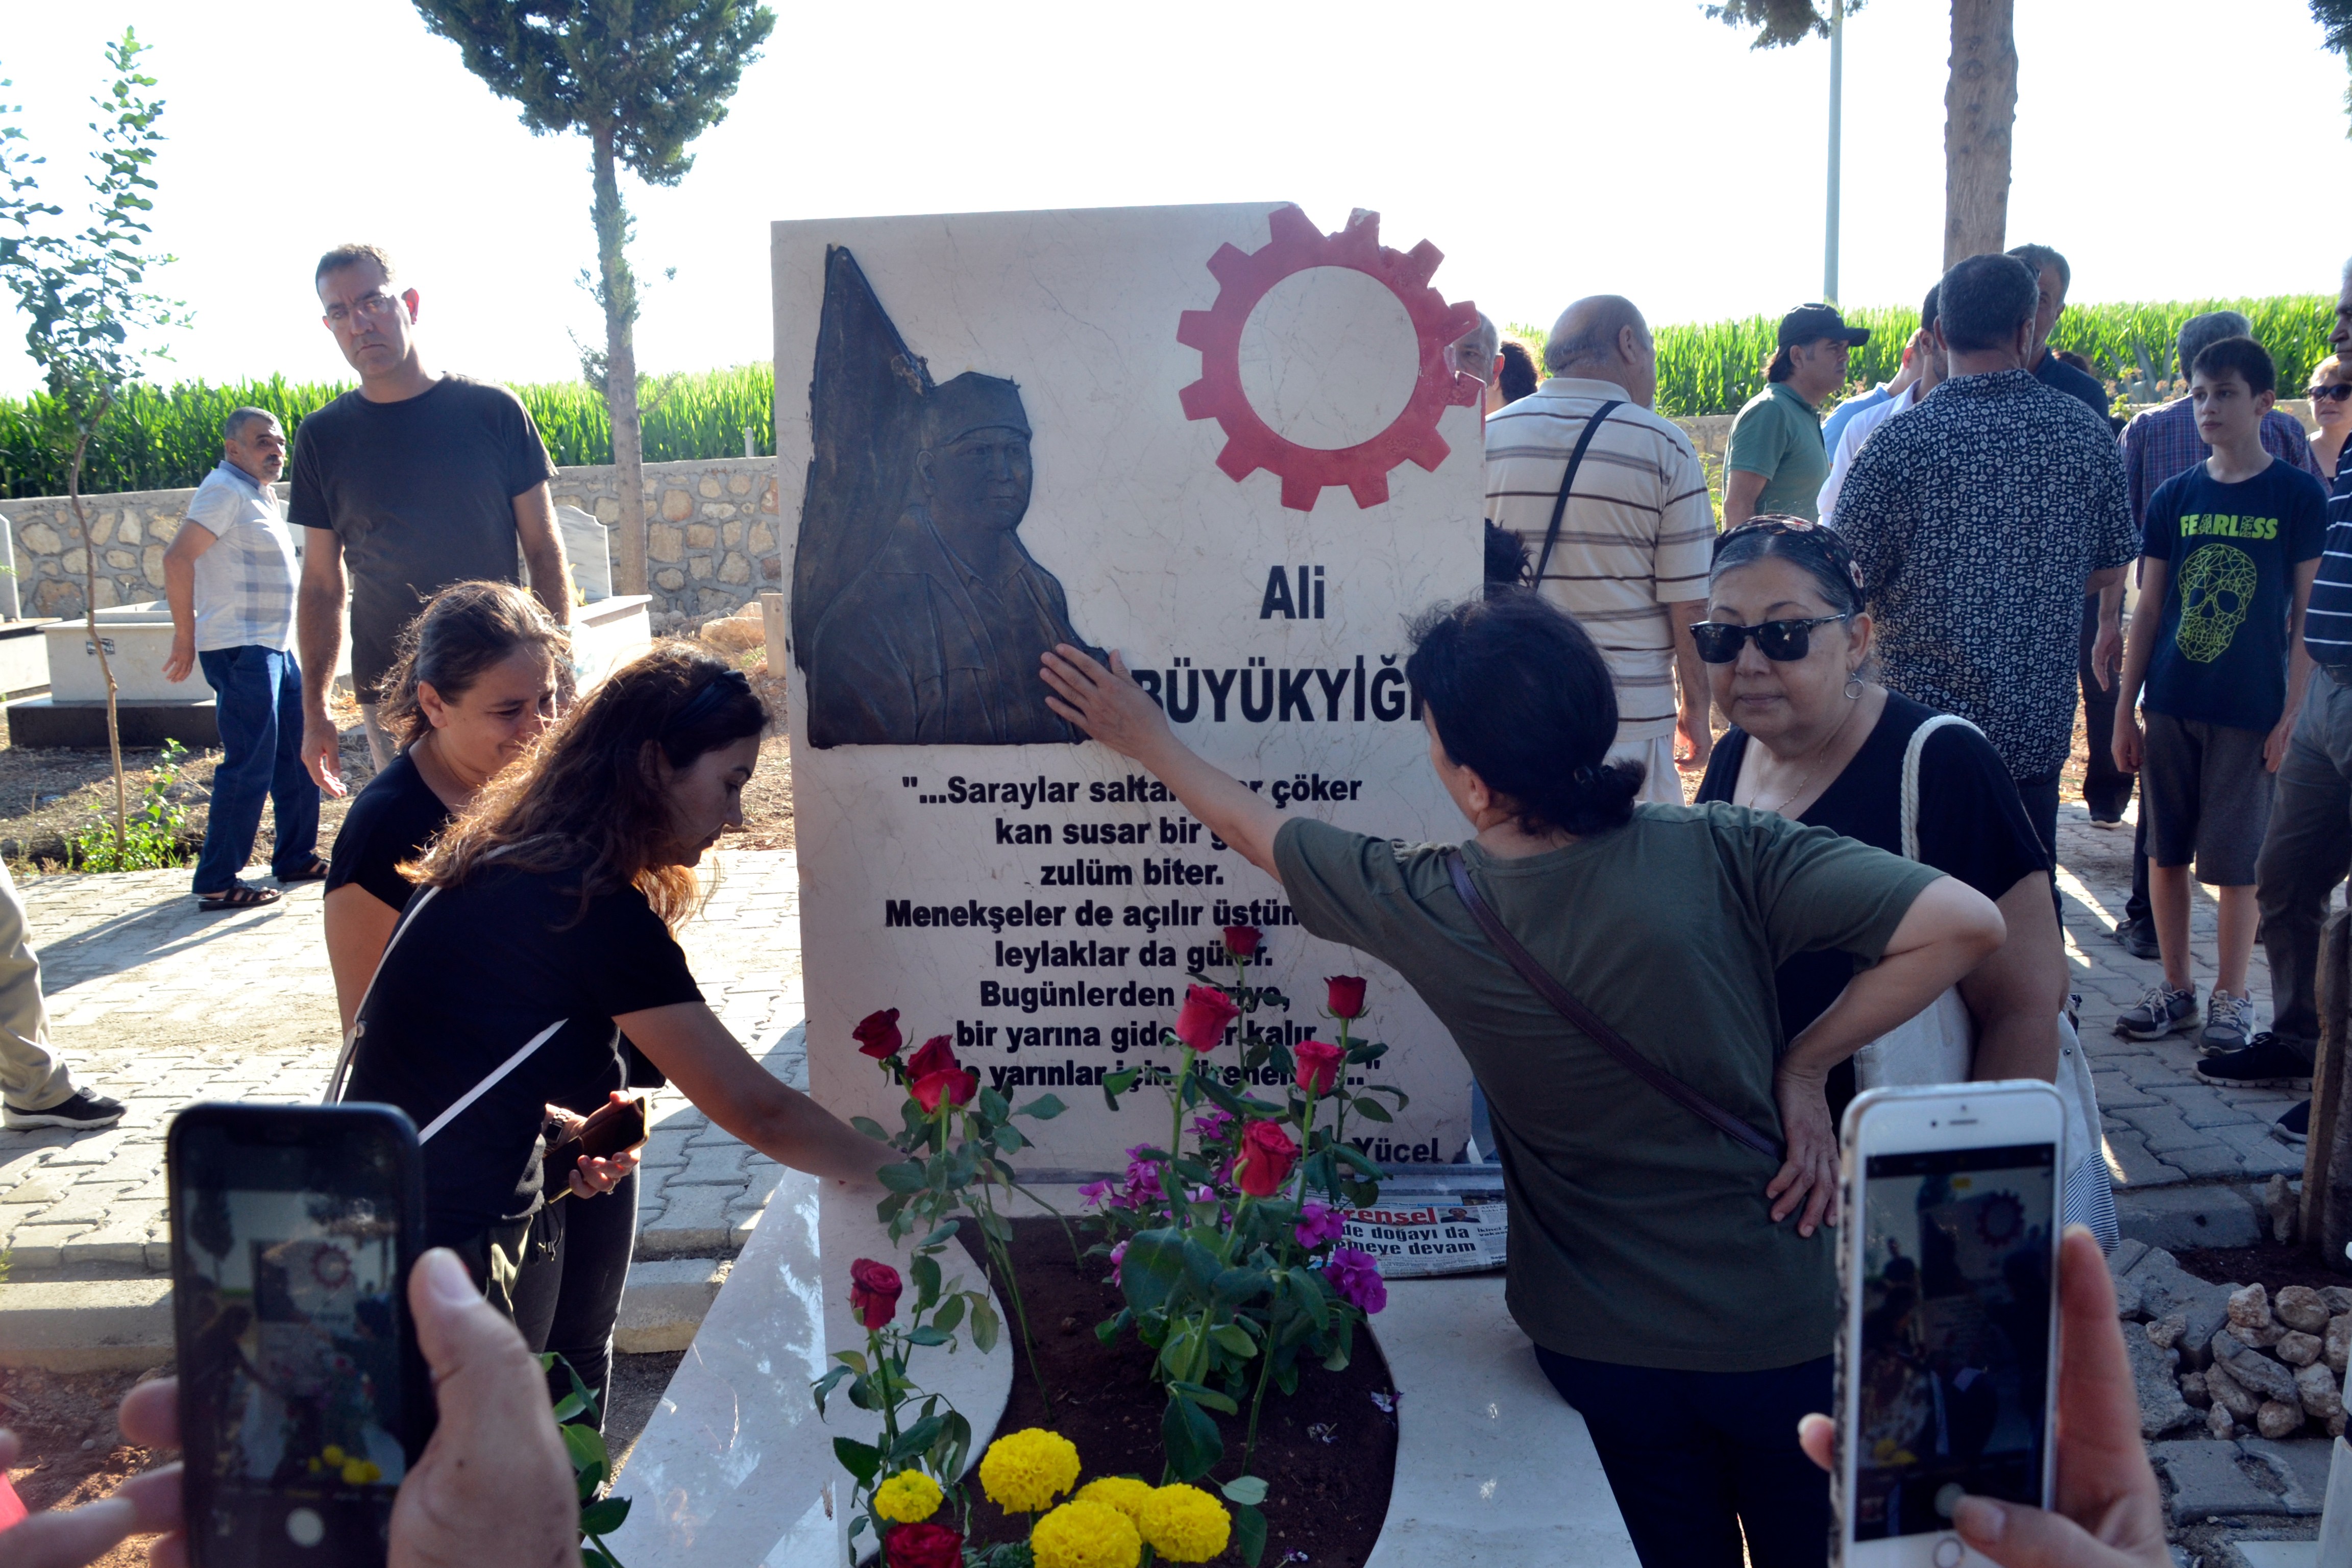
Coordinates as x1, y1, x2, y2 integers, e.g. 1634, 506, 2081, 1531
1, 1350, 687, 1560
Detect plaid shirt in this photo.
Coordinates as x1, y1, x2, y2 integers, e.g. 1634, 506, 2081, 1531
2120, 399, 2323, 530
1833, 370, 2138, 781
183, 460, 297, 653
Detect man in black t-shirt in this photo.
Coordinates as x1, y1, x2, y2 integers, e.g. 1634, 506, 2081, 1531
290, 243, 571, 790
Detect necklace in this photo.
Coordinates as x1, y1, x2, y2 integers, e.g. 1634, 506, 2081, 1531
1743, 695, 1863, 818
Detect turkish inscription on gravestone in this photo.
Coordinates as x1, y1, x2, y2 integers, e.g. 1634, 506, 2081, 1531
778, 202, 1487, 1170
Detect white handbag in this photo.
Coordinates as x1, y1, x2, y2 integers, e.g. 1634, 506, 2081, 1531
1850, 715, 2119, 1246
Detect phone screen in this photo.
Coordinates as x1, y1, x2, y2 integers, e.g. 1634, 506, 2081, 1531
172, 1110, 421, 1564
1852, 1141, 2056, 1542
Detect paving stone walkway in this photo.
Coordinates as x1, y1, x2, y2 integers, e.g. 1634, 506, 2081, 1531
0, 794, 2334, 1281
0, 848, 803, 1279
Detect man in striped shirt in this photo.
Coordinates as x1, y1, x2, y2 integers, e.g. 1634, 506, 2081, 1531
2231, 263, 2352, 1126
1484, 296, 1717, 800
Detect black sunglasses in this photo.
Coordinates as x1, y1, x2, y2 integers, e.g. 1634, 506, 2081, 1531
2310, 384, 2352, 403
1689, 615, 1852, 664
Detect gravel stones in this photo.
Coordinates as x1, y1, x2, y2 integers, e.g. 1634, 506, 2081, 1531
2275, 1285, 2332, 1333
2206, 1359, 2262, 1419
2295, 1360, 2344, 1420
2129, 1332, 2195, 1437
2146, 1313, 2190, 1351
2279, 1331, 2323, 1367
2326, 1314, 2352, 1374
2230, 1284, 2288, 1349
2259, 1400, 2307, 1439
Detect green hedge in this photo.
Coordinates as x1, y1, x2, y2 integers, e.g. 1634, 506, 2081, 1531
1510, 295, 2338, 418
0, 364, 778, 500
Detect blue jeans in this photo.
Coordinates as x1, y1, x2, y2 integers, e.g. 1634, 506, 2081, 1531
192, 645, 318, 893
1535, 1345, 1832, 1568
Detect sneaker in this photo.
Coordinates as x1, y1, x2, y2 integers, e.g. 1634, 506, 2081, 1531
3, 1087, 125, 1131
2112, 919, 2162, 961
2197, 1033, 2316, 1089
2089, 812, 2124, 830
2274, 1100, 2312, 1148
2115, 983, 2199, 1040
2199, 990, 2257, 1054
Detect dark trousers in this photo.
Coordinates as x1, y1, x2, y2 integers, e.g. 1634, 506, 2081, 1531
2255, 671, 2352, 1066
2078, 595, 2134, 818
510, 1170, 639, 1430
191, 645, 318, 893
1535, 1345, 1832, 1568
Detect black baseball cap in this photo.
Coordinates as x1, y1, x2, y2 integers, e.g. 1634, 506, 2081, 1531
1777, 303, 1870, 348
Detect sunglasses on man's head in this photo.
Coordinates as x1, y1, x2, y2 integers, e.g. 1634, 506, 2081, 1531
2310, 384, 2352, 403
1689, 615, 1852, 664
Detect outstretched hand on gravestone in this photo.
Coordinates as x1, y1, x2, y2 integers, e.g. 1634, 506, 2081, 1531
1039, 645, 1169, 763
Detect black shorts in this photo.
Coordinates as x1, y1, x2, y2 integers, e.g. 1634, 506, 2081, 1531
2141, 711, 2275, 885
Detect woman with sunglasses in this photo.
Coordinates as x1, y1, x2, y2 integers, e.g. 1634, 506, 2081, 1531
1041, 595, 2005, 1568
2308, 356, 2352, 481
1692, 518, 2067, 1137
337, 644, 886, 1389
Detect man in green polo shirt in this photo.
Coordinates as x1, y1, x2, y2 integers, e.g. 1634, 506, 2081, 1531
1724, 303, 1871, 525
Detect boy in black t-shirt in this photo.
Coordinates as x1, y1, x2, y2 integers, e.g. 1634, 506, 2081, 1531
2112, 337, 2328, 1053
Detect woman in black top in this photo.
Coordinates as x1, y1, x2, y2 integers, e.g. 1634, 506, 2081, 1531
340, 644, 884, 1398
1692, 518, 2066, 1125
325, 581, 644, 1418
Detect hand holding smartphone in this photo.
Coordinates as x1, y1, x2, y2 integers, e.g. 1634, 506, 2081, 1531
1834, 1082, 2063, 1567
168, 1103, 431, 1567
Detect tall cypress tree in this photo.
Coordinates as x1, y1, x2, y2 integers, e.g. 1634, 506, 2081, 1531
412, 0, 775, 598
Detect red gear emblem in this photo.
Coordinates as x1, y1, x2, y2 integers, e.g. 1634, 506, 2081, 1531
1177, 205, 1482, 512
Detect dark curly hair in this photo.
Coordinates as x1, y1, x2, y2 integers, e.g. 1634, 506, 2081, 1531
1405, 593, 1639, 837
412, 643, 768, 930
374, 581, 571, 751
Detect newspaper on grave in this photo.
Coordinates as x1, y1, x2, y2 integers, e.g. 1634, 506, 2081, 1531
776, 203, 1487, 1171
1337, 1174, 1508, 1278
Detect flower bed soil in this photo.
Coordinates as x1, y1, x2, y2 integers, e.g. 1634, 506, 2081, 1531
957, 1216, 1398, 1566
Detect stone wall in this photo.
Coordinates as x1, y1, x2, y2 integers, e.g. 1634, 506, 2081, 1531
0, 455, 783, 629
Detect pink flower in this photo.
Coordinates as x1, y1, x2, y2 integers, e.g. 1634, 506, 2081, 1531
850, 1258, 902, 1328
1233, 1120, 1300, 1197
905, 1035, 958, 1082
1295, 1201, 1344, 1250
911, 1067, 977, 1113
1221, 924, 1264, 959
1293, 1039, 1343, 1097
1325, 1246, 1386, 1314
1172, 985, 1240, 1053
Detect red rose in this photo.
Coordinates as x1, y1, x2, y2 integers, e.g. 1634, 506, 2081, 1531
849, 1258, 902, 1330
854, 1009, 903, 1059
1172, 984, 1240, 1054
1221, 924, 1263, 959
1324, 975, 1367, 1020
905, 1034, 958, 1082
1233, 1119, 1301, 1197
885, 1521, 964, 1568
911, 1067, 978, 1114
1294, 1039, 1343, 1097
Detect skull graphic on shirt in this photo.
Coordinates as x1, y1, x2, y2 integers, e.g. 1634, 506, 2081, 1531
2175, 543, 2257, 664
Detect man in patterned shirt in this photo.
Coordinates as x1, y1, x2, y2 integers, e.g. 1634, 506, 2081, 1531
2221, 261, 2352, 1127
1832, 254, 2136, 867
1485, 295, 1717, 799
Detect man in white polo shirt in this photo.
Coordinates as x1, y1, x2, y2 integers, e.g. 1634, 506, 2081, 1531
163, 406, 321, 911
1484, 295, 1717, 800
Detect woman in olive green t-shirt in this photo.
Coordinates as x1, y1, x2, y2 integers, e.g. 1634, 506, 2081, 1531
1039, 591, 2004, 1568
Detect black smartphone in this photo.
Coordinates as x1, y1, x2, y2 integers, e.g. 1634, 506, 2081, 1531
167, 1102, 433, 1566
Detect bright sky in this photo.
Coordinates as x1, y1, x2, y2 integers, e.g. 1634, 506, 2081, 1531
4, 0, 2349, 397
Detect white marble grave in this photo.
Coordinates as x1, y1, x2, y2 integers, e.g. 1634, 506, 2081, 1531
775, 202, 1488, 1171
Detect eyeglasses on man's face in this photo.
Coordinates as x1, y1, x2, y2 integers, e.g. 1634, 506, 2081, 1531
324, 291, 406, 327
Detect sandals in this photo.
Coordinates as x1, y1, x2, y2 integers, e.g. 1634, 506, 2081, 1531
197, 884, 282, 912
276, 855, 331, 884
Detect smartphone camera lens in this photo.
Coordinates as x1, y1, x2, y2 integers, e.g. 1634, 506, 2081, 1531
285, 1507, 325, 1547
1933, 1482, 1966, 1520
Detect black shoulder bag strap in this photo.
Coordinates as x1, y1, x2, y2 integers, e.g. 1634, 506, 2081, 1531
1531, 399, 1625, 584
1442, 848, 1784, 1161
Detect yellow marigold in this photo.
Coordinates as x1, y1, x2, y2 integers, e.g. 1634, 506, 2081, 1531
1074, 1475, 1154, 1525
872, 1468, 943, 1524
977, 1428, 1081, 1514
1138, 1483, 1231, 1563
1031, 1499, 1141, 1568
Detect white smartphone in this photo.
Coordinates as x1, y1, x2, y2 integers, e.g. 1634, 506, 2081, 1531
1835, 1081, 2065, 1568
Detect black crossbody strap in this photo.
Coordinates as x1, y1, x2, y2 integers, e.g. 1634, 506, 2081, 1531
1442, 848, 1784, 1161
1532, 400, 1625, 584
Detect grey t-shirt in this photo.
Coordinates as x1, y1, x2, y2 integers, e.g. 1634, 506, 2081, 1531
1273, 804, 1941, 1373
287, 375, 555, 700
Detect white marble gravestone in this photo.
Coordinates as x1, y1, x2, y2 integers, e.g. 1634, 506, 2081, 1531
776, 202, 1486, 1171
